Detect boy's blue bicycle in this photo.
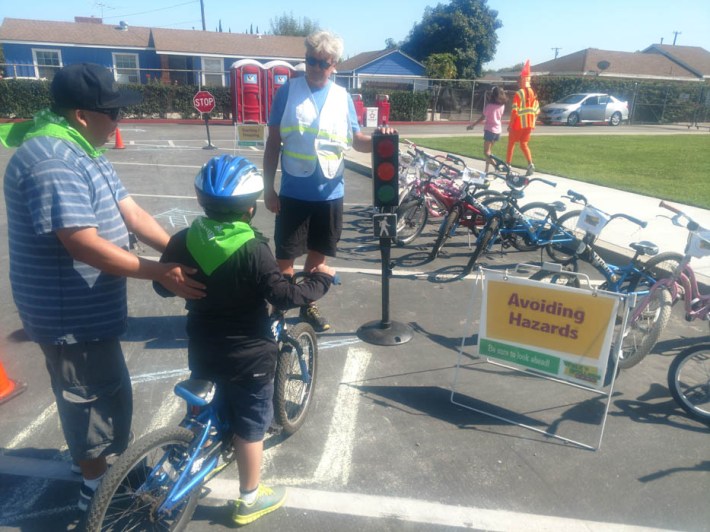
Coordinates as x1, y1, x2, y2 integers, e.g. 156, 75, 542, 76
84, 274, 333, 531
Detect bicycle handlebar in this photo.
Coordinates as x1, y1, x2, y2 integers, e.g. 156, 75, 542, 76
608, 212, 647, 229
659, 200, 701, 231
565, 189, 588, 205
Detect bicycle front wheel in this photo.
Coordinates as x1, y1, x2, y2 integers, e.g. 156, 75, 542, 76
546, 210, 584, 263
464, 215, 501, 275
274, 322, 318, 435
619, 287, 673, 370
395, 197, 428, 246
668, 344, 710, 424
85, 426, 199, 532
429, 208, 460, 260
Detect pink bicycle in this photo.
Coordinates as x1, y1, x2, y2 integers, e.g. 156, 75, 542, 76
628, 201, 710, 422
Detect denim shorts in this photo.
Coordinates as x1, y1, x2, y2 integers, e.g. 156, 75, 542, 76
221, 378, 274, 442
40, 339, 132, 461
483, 129, 501, 142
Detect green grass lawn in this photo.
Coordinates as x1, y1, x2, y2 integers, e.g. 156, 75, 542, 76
407, 135, 710, 209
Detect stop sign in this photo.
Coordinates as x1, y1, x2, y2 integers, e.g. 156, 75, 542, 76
193, 90, 216, 114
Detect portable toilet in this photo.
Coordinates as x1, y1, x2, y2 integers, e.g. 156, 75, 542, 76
263, 60, 295, 121
230, 59, 264, 123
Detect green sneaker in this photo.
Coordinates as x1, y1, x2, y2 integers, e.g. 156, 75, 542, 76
232, 484, 287, 525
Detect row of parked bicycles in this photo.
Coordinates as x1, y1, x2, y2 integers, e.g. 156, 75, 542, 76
394, 142, 710, 424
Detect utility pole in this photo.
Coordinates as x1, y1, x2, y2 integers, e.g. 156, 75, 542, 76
672, 30, 681, 45
200, 0, 206, 31
551, 47, 562, 59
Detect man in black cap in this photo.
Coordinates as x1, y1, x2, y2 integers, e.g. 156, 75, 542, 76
1, 63, 206, 511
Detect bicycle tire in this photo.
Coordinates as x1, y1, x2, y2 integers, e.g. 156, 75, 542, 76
529, 268, 581, 288
618, 286, 673, 369
545, 210, 584, 263
429, 208, 460, 260
395, 197, 428, 246
274, 322, 318, 435
509, 202, 558, 252
85, 426, 199, 532
668, 344, 710, 424
464, 215, 501, 275
641, 252, 684, 284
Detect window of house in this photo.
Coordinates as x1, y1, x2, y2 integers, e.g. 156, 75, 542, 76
32, 49, 62, 80
112, 53, 140, 84
201, 57, 224, 87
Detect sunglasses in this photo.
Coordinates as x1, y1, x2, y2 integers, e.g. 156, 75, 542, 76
305, 56, 334, 70
91, 108, 121, 121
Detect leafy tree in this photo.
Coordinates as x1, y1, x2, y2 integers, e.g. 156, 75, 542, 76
270, 12, 320, 36
384, 38, 399, 49
425, 53, 457, 118
401, 0, 502, 78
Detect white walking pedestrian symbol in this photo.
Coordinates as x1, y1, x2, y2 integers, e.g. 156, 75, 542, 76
378, 218, 390, 237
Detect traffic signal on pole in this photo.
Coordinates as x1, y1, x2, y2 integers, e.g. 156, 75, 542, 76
371, 132, 399, 208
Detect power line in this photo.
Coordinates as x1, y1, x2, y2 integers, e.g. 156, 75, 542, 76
101, 0, 198, 21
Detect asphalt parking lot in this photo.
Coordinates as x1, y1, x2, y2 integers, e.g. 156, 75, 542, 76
0, 123, 708, 532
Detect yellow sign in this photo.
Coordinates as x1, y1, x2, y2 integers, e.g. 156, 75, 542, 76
479, 272, 619, 389
237, 124, 265, 144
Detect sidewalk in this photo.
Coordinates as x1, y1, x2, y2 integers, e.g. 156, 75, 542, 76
345, 145, 710, 282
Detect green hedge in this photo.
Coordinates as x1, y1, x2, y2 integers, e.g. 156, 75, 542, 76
353, 87, 429, 122
0, 79, 233, 119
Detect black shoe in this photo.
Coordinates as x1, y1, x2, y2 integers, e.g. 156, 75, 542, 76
300, 304, 330, 332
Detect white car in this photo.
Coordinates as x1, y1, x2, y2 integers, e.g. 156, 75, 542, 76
539, 93, 629, 126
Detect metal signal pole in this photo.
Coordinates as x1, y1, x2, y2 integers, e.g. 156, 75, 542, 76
200, 0, 206, 31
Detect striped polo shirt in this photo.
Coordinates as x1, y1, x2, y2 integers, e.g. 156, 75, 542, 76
4, 136, 130, 344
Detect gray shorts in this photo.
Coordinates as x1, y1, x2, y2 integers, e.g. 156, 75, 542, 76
40, 339, 132, 461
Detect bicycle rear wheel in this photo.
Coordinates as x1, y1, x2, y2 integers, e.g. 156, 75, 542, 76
510, 202, 557, 252
274, 322, 318, 435
395, 197, 428, 246
464, 215, 501, 275
668, 344, 710, 424
618, 287, 673, 370
85, 426, 199, 532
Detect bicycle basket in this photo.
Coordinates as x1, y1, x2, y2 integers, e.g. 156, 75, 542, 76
576, 205, 610, 237
462, 168, 486, 186
506, 174, 529, 190
688, 230, 710, 258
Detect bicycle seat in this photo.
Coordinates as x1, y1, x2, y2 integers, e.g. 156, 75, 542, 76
630, 241, 659, 256
175, 379, 216, 407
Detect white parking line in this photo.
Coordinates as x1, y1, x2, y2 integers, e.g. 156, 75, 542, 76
312, 346, 371, 486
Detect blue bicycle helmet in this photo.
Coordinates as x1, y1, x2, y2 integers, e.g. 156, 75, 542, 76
195, 155, 264, 215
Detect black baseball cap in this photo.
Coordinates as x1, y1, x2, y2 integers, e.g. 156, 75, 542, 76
51, 63, 142, 111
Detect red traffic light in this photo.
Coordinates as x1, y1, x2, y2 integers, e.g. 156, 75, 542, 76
371, 133, 399, 208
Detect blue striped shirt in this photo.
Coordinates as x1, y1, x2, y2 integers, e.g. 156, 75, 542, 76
4, 136, 129, 343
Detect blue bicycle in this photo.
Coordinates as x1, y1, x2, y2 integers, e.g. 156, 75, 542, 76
84, 274, 332, 531
530, 191, 683, 369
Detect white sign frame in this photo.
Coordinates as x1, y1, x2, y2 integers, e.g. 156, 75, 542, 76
450, 266, 629, 451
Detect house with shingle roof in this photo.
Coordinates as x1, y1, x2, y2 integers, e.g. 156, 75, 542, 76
0, 17, 305, 86
529, 46, 710, 82
335, 49, 427, 90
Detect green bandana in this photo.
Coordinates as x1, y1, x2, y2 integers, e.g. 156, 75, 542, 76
186, 217, 256, 275
0, 109, 105, 158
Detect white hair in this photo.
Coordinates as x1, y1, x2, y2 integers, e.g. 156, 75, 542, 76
305, 30, 344, 63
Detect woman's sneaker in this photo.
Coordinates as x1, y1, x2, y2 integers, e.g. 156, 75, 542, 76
231, 484, 287, 525
300, 304, 330, 332
77, 482, 97, 511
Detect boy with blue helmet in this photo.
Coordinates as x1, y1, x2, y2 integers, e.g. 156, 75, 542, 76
155, 154, 335, 525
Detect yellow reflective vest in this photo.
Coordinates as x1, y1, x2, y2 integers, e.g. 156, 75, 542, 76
510, 87, 539, 130
280, 77, 353, 179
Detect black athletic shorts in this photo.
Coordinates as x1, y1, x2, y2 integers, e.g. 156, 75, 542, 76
274, 196, 343, 260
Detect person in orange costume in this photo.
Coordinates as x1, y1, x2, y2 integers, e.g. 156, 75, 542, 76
506, 60, 539, 176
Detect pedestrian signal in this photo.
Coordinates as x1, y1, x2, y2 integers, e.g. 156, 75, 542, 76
371, 132, 399, 208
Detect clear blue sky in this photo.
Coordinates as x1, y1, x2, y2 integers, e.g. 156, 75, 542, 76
3, 0, 709, 71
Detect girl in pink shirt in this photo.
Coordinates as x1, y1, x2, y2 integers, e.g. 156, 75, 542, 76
467, 86, 507, 174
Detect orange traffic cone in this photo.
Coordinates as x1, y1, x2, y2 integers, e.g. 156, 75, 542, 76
0, 359, 27, 405
114, 127, 125, 149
